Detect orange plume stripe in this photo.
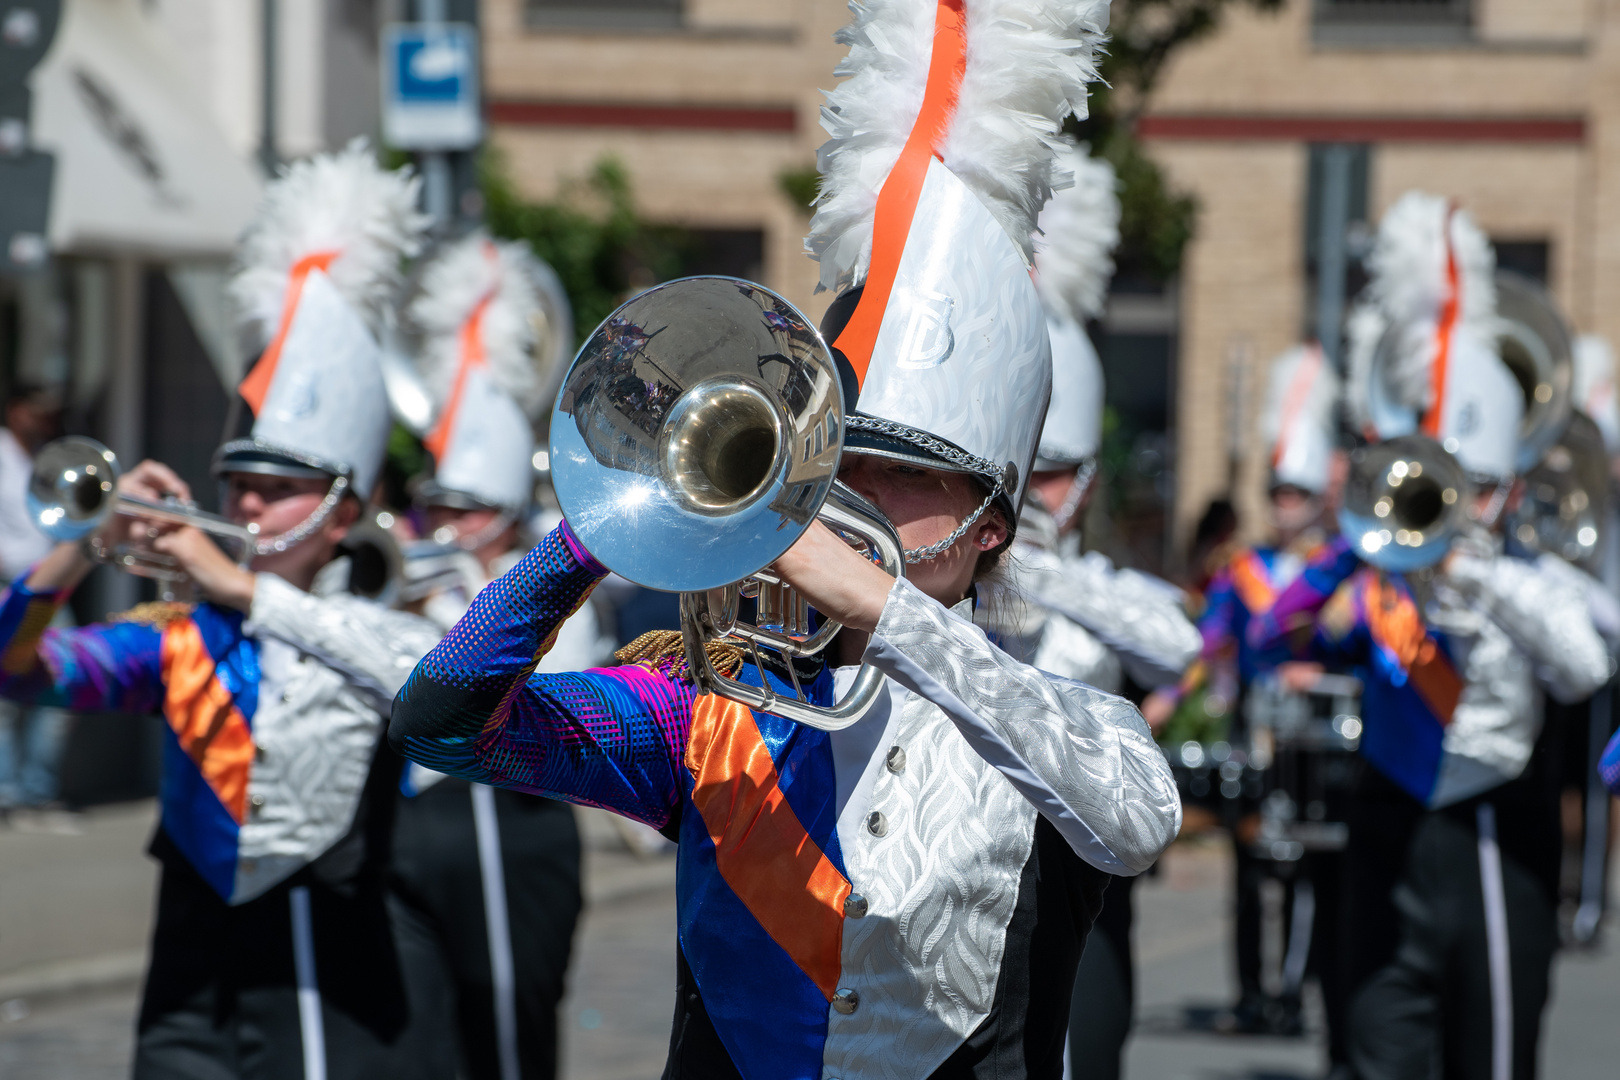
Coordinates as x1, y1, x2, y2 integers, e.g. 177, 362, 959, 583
1364, 576, 1461, 723
161, 619, 255, 824
238, 251, 340, 416
831, 0, 968, 385
686, 694, 851, 1000
424, 295, 493, 464
1421, 210, 1461, 439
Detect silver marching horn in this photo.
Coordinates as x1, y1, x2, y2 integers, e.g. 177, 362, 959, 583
1341, 435, 1472, 571
28, 436, 260, 579
550, 277, 904, 731
1504, 411, 1609, 572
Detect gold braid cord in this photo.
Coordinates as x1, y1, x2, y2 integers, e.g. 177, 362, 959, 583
614, 629, 745, 682
109, 601, 196, 629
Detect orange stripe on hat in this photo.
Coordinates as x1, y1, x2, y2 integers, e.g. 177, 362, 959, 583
1272, 345, 1324, 470
1421, 208, 1461, 439
161, 619, 255, 824
832, 0, 968, 386
238, 250, 340, 416
424, 242, 501, 464
686, 694, 851, 1000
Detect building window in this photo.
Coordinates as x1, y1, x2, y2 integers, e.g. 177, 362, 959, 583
1492, 240, 1550, 287
1313, 0, 1471, 44
525, 0, 682, 31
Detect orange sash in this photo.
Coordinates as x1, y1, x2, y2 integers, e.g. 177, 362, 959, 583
1363, 575, 1461, 723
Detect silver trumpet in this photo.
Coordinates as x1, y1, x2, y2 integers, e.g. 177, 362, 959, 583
550, 277, 905, 731
1341, 435, 1472, 571
28, 436, 260, 580
1505, 412, 1609, 572
337, 512, 490, 608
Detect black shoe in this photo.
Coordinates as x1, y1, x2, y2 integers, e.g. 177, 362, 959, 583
1264, 994, 1304, 1037
1213, 993, 1269, 1035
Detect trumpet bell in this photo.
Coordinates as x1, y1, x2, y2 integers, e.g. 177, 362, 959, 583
1342, 435, 1471, 571
28, 437, 120, 541
551, 277, 844, 593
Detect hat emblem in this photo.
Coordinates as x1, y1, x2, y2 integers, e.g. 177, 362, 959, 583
273, 368, 320, 423
894, 287, 956, 370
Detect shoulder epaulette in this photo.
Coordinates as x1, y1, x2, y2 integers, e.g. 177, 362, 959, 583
614, 629, 744, 683
108, 601, 195, 629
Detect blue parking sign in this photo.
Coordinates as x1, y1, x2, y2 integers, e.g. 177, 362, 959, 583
381, 23, 481, 150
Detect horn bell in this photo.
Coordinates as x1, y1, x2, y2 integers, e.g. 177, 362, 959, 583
550, 277, 844, 593
1492, 270, 1574, 474
1341, 435, 1472, 572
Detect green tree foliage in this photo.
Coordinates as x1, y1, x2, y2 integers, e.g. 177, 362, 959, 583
1074, 0, 1285, 284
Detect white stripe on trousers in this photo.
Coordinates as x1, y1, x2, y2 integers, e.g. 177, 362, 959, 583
289, 886, 327, 1080
472, 783, 521, 1080
1476, 803, 1512, 1080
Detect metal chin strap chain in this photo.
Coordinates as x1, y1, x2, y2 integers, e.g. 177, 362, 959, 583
1473, 475, 1515, 531
843, 415, 1007, 564
1052, 458, 1097, 533
252, 474, 350, 555
431, 509, 517, 552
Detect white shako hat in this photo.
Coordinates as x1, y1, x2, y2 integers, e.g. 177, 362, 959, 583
807, 0, 1109, 544
1573, 335, 1620, 456
1260, 344, 1340, 494
1348, 191, 1520, 481
1032, 141, 1118, 468
409, 231, 574, 515
219, 141, 427, 501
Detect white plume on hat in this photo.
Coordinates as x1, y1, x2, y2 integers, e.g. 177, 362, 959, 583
1574, 334, 1620, 455
1349, 190, 1519, 479
1358, 190, 1495, 420
230, 139, 427, 344
410, 231, 561, 420
807, 0, 1109, 295
1032, 141, 1118, 466
1034, 141, 1119, 325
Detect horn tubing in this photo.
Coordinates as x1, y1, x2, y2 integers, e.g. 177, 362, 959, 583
830, 0, 968, 385
238, 250, 339, 415
1421, 208, 1461, 438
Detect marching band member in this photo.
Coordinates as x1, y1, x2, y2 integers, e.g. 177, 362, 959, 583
1251, 192, 1612, 1080
391, 1, 1181, 1076
979, 141, 1199, 1080
0, 145, 455, 1078
390, 232, 592, 1080
1142, 339, 1343, 1039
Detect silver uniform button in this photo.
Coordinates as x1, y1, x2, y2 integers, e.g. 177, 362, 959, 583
886, 745, 906, 773
832, 988, 860, 1015
843, 893, 868, 919
249, 794, 266, 815
866, 811, 888, 837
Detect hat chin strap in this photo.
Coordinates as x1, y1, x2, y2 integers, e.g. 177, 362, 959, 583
905, 478, 1004, 563
1049, 459, 1096, 534
250, 475, 351, 556
429, 509, 518, 552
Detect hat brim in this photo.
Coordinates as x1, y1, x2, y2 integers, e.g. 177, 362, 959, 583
213, 439, 345, 483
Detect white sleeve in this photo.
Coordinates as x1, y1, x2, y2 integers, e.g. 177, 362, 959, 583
862, 577, 1182, 875
1444, 553, 1615, 704
248, 573, 444, 704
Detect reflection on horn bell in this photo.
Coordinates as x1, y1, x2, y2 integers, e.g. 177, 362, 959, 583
1506, 412, 1609, 572
1492, 270, 1574, 473
550, 276, 904, 731
1342, 435, 1472, 572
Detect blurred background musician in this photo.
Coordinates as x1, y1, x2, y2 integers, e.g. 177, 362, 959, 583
0, 145, 457, 1078
389, 231, 595, 1080
1251, 192, 1612, 1080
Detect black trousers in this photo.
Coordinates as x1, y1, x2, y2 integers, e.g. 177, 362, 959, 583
1343, 772, 1559, 1080
135, 849, 456, 1080
390, 778, 583, 1080
1067, 874, 1135, 1080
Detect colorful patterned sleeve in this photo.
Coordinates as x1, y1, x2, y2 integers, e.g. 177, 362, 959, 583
1245, 536, 1361, 654
1601, 724, 1620, 797
0, 580, 165, 712
389, 522, 695, 830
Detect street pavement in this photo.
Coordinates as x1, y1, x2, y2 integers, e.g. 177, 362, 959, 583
2, 801, 1617, 1079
